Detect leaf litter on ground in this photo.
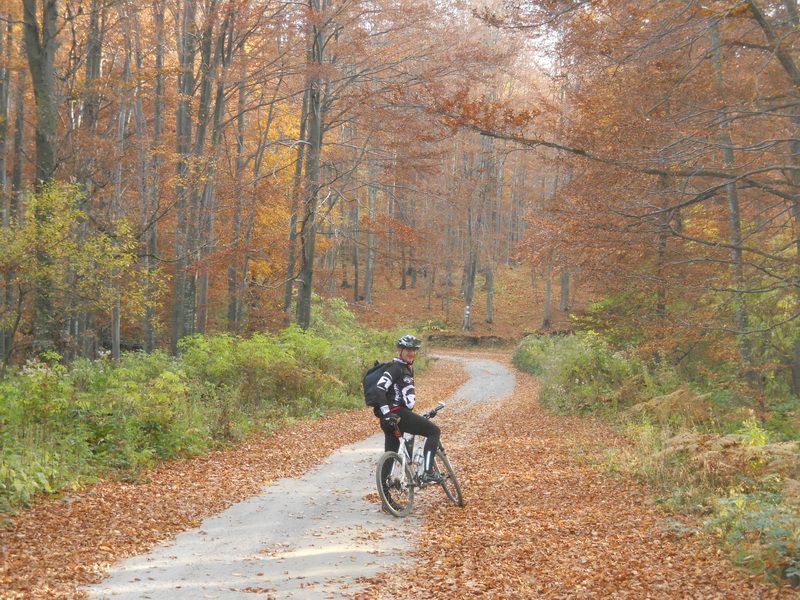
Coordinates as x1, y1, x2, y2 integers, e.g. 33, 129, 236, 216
2, 354, 796, 599
355, 364, 797, 599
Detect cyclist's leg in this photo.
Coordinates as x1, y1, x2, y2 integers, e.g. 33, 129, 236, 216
378, 422, 401, 453
394, 408, 440, 472
376, 407, 401, 452
377, 415, 402, 496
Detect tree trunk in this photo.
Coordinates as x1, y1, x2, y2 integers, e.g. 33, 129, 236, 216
22, 0, 57, 184
171, 0, 197, 353
82, 0, 103, 134
462, 248, 477, 330
0, 17, 9, 203
427, 265, 436, 311
386, 153, 396, 269
110, 14, 133, 360
296, 0, 326, 329
443, 257, 453, 316
144, 0, 164, 352
655, 175, 671, 323
364, 154, 377, 303
462, 203, 478, 330
409, 236, 416, 289
11, 66, 23, 209
66, 0, 104, 358
485, 266, 494, 324
1, 16, 11, 363
195, 178, 213, 334
5, 65, 25, 362
781, 0, 800, 396
400, 242, 407, 289
22, 0, 59, 353
1, 283, 23, 376
463, 134, 493, 330
559, 269, 570, 312
351, 202, 359, 302
506, 160, 523, 264
181, 0, 220, 339
237, 78, 281, 329
542, 263, 553, 330
283, 84, 310, 318
197, 7, 233, 335
655, 219, 668, 321
229, 79, 247, 331
710, 24, 753, 368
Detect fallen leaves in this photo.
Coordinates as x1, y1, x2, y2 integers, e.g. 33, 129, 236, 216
362, 491, 381, 504
0, 358, 467, 599
354, 366, 797, 599
2, 355, 795, 599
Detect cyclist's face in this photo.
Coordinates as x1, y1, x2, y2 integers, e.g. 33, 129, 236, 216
399, 347, 417, 363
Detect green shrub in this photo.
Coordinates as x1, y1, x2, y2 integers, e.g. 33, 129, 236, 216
515, 333, 652, 414
706, 492, 799, 583
512, 335, 556, 376
178, 334, 240, 388
0, 298, 410, 514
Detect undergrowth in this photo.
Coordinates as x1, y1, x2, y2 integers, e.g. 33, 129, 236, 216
514, 333, 800, 587
0, 298, 415, 515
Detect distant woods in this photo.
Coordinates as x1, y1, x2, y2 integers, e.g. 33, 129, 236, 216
477, 1, 800, 398
0, 0, 554, 368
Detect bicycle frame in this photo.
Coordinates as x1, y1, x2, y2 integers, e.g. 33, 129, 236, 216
388, 435, 413, 489
376, 401, 463, 516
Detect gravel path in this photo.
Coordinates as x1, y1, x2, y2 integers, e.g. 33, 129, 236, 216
87, 356, 515, 599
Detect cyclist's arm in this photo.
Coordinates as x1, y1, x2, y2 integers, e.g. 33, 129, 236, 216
371, 364, 400, 416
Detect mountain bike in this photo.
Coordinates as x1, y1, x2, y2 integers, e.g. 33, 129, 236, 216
375, 402, 464, 517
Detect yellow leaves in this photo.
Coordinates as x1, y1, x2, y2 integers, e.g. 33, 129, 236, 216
2, 182, 167, 322
249, 203, 290, 282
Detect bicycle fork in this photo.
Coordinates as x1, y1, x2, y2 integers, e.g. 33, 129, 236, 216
388, 438, 413, 489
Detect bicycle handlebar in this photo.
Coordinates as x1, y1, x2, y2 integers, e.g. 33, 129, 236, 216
422, 401, 446, 420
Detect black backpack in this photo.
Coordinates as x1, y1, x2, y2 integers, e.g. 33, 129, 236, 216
362, 360, 392, 406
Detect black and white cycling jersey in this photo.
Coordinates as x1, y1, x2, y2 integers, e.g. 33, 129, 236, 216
370, 357, 416, 415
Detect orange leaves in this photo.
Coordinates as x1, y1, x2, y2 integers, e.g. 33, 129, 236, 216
357, 368, 793, 599
435, 89, 537, 132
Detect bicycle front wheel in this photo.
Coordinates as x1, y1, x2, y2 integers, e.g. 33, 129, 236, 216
375, 451, 415, 517
432, 448, 464, 506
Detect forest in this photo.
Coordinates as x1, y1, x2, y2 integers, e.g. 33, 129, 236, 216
1, 0, 798, 395
1, 0, 800, 595
1, 0, 796, 390
1, 0, 542, 364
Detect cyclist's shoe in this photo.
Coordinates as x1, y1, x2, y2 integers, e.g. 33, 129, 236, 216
420, 471, 445, 485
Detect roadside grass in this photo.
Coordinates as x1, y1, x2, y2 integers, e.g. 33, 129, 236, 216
0, 298, 420, 515
513, 333, 800, 586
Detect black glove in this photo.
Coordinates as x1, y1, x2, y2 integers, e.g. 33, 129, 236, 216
382, 413, 400, 427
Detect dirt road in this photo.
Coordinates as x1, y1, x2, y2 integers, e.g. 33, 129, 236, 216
86, 356, 513, 599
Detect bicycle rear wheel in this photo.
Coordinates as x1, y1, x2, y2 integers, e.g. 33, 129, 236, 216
432, 448, 464, 506
375, 451, 415, 517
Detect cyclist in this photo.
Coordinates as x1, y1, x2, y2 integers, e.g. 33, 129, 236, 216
368, 334, 444, 484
